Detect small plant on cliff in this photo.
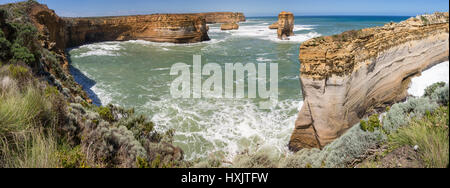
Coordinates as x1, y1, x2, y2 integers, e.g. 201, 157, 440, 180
360, 114, 382, 132
420, 16, 429, 25
96, 106, 114, 122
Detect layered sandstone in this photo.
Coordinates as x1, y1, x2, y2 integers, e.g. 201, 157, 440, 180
289, 12, 449, 151
28, 4, 211, 50
221, 22, 239, 30
277, 12, 294, 40
195, 12, 246, 23
64, 14, 210, 47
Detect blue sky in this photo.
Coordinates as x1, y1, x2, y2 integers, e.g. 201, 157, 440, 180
1, 0, 448, 17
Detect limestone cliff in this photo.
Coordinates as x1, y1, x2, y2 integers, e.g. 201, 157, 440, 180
64, 14, 210, 47
289, 12, 449, 151
277, 12, 294, 40
195, 12, 246, 23
28, 4, 211, 50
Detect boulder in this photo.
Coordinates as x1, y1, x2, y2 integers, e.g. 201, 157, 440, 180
221, 22, 239, 30
268, 22, 278, 29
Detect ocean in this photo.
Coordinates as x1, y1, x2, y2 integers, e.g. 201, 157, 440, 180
68, 16, 411, 160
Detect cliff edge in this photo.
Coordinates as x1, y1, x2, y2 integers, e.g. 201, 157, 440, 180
28, 3, 211, 49
64, 14, 210, 47
195, 12, 245, 23
289, 12, 449, 151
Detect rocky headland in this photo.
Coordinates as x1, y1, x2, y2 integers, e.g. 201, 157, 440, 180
194, 12, 245, 24
29, 5, 213, 49
289, 12, 449, 151
192, 12, 245, 31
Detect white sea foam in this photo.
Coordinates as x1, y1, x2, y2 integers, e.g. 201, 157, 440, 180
256, 57, 273, 62
408, 61, 449, 97
149, 98, 303, 160
293, 25, 315, 31
222, 24, 320, 43
91, 83, 113, 105
71, 42, 123, 58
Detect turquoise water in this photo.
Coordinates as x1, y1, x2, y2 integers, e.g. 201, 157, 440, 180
69, 16, 409, 160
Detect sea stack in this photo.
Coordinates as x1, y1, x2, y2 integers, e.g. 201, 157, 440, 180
289, 12, 449, 151
221, 22, 239, 30
277, 11, 294, 40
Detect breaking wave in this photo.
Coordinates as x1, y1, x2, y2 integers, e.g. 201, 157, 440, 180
408, 61, 449, 97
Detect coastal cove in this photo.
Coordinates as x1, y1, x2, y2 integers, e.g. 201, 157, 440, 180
1, 1, 449, 169
68, 16, 411, 160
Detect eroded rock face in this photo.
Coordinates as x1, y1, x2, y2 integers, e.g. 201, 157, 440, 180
221, 22, 239, 30
29, 4, 68, 52
277, 12, 294, 40
195, 12, 246, 23
64, 14, 210, 47
289, 12, 449, 151
27, 4, 211, 49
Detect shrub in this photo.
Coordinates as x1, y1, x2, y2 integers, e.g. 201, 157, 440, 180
57, 145, 89, 168
383, 97, 438, 134
424, 82, 446, 97
96, 106, 114, 122
10, 43, 35, 65
431, 84, 449, 105
136, 156, 150, 168
360, 114, 382, 132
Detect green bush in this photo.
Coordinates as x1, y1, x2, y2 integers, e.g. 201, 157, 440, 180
96, 106, 114, 122
57, 145, 89, 168
10, 43, 35, 65
424, 82, 446, 97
